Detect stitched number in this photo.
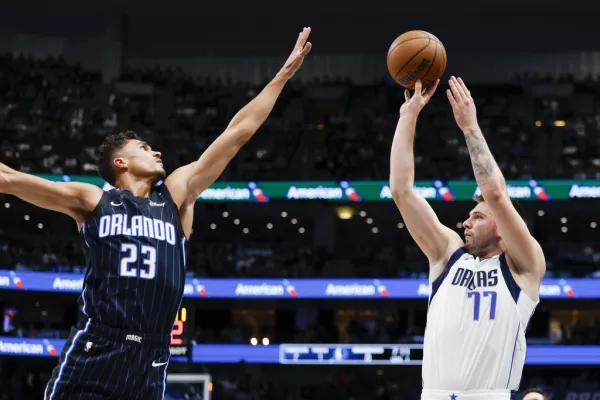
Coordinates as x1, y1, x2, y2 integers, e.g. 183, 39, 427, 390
468, 291, 497, 321
120, 244, 156, 279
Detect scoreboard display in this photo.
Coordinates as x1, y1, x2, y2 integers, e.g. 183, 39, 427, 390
170, 307, 188, 346
169, 304, 193, 360
279, 344, 424, 365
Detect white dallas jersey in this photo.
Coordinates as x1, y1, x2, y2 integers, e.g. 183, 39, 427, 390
422, 247, 538, 392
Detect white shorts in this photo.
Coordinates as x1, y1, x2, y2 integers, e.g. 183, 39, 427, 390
421, 389, 512, 400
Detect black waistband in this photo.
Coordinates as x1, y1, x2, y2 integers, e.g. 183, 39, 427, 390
77, 319, 171, 348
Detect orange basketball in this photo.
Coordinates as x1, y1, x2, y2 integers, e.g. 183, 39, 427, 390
386, 30, 447, 89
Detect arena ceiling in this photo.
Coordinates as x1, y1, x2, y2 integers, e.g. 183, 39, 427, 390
1, 0, 599, 55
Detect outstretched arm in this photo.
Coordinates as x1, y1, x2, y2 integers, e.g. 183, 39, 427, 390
165, 27, 312, 209
0, 163, 103, 227
390, 80, 463, 281
447, 76, 545, 283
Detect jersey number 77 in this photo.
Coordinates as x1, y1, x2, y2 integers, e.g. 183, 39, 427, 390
468, 291, 497, 321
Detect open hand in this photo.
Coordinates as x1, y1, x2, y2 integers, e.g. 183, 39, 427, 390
279, 27, 313, 79
400, 79, 439, 117
447, 76, 479, 132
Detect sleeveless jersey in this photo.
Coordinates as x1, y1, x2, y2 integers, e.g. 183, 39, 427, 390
422, 247, 538, 393
77, 183, 187, 337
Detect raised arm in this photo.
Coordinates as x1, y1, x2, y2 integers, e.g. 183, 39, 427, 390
0, 163, 103, 228
447, 76, 545, 287
164, 27, 312, 209
390, 80, 464, 280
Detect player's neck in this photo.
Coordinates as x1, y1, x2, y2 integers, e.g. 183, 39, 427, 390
114, 175, 155, 198
471, 245, 503, 260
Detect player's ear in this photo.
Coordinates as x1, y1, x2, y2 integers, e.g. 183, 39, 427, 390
495, 227, 503, 242
113, 157, 127, 171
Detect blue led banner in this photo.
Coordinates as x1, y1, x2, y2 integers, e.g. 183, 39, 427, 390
0, 339, 596, 365
0, 338, 64, 358
0, 270, 597, 299
190, 344, 600, 365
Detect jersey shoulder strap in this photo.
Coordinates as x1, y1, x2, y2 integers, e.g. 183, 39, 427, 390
82, 190, 111, 224
429, 247, 468, 305
153, 181, 179, 209
152, 182, 186, 234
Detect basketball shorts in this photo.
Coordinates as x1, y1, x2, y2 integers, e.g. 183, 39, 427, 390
44, 319, 172, 400
421, 389, 516, 400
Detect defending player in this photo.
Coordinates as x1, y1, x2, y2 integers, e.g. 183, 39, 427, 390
0, 27, 312, 399
389, 77, 545, 400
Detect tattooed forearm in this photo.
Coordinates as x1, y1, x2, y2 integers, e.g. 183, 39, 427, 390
464, 129, 504, 187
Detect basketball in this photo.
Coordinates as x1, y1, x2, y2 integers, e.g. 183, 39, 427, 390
386, 30, 447, 89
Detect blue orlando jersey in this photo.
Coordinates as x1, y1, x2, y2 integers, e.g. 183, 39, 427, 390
78, 183, 187, 336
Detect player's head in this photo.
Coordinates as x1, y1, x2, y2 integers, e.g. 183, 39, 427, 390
97, 131, 165, 186
462, 194, 524, 257
521, 388, 546, 400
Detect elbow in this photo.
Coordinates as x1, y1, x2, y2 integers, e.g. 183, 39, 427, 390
226, 125, 253, 148
389, 175, 413, 200
0, 163, 17, 194
390, 185, 412, 202
0, 168, 14, 194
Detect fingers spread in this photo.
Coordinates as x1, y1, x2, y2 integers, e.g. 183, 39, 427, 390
297, 27, 311, 48
301, 42, 312, 56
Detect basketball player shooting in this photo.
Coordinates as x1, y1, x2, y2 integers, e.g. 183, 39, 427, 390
389, 77, 546, 400
0, 27, 312, 400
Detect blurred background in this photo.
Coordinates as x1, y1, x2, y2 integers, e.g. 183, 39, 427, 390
1, 0, 600, 399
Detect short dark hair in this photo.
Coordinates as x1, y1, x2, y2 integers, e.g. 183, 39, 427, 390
473, 193, 526, 221
96, 131, 141, 185
521, 387, 546, 399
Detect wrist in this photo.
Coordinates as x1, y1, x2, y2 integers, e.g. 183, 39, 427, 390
462, 126, 482, 136
400, 109, 420, 120
275, 70, 292, 82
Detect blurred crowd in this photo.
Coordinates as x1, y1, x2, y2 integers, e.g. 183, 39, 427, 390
7, 288, 599, 349
2, 40, 600, 400
2, 231, 600, 279
208, 365, 415, 400
192, 309, 423, 347
206, 366, 600, 400
0, 362, 598, 400
2, 54, 600, 279
549, 317, 600, 345
2, 54, 600, 182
